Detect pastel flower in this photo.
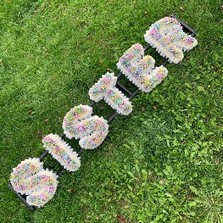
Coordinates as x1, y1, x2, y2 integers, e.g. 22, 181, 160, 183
42, 134, 81, 172
10, 158, 58, 207
144, 17, 198, 63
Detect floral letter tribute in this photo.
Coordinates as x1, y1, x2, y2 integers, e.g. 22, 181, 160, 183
89, 72, 133, 115
144, 17, 197, 63
42, 134, 81, 172
10, 158, 58, 207
9, 16, 197, 208
117, 43, 168, 92
62, 105, 109, 149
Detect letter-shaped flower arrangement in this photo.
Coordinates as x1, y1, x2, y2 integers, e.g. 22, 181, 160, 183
116, 44, 168, 92
62, 105, 109, 149
89, 72, 133, 115
10, 158, 58, 207
144, 17, 197, 63
9, 16, 197, 208
42, 134, 81, 171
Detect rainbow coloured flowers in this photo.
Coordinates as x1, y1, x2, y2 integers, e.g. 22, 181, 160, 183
9, 16, 198, 209
10, 158, 58, 207
63, 105, 109, 149
42, 134, 81, 172
117, 44, 168, 92
89, 72, 133, 115
144, 17, 198, 63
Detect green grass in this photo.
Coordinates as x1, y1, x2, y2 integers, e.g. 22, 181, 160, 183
0, 0, 223, 222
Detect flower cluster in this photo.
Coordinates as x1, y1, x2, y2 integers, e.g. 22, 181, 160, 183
89, 72, 133, 115
117, 44, 155, 76
89, 72, 117, 102
145, 65, 168, 92
62, 104, 93, 139
117, 44, 144, 70
63, 105, 109, 149
144, 17, 198, 63
9, 16, 198, 208
10, 158, 58, 207
77, 116, 109, 149
117, 44, 168, 92
26, 169, 58, 207
42, 134, 81, 172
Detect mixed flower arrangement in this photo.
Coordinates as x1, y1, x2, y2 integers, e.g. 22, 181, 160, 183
89, 72, 133, 115
144, 17, 197, 64
42, 134, 81, 171
10, 158, 58, 207
10, 16, 198, 207
117, 43, 168, 92
63, 105, 109, 149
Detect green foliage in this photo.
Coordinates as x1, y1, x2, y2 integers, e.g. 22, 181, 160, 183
0, 0, 223, 222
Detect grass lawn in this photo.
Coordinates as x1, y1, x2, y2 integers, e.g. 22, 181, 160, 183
0, 0, 223, 222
